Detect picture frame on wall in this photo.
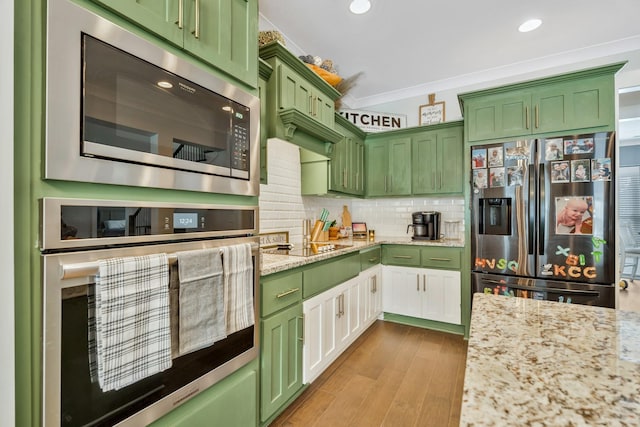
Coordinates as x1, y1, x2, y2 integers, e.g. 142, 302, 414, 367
419, 93, 445, 125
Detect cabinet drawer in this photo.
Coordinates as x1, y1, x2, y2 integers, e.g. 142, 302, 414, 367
303, 253, 360, 298
261, 270, 303, 317
382, 246, 421, 266
360, 246, 381, 271
421, 247, 461, 270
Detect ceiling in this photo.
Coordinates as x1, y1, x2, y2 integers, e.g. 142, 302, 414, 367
258, 0, 640, 111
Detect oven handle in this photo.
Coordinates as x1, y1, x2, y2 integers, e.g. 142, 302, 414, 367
60, 242, 259, 280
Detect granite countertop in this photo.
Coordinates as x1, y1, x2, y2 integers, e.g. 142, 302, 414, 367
461, 293, 640, 426
260, 235, 465, 276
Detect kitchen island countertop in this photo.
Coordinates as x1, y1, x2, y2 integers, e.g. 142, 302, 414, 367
260, 235, 464, 276
461, 293, 640, 426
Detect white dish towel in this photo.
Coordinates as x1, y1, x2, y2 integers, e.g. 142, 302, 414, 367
176, 248, 226, 356
93, 253, 172, 392
221, 243, 255, 335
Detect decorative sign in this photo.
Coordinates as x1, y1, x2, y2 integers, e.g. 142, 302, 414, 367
338, 109, 407, 132
419, 93, 445, 125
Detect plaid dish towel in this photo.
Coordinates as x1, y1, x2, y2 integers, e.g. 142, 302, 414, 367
221, 243, 255, 335
92, 253, 172, 392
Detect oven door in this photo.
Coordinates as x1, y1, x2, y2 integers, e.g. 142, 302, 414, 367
42, 237, 259, 427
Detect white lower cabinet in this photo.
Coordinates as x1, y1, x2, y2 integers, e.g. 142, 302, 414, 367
303, 265, 382, 384
382, 265, 461, 325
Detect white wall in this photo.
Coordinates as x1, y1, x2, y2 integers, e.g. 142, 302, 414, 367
259, 139, 465, 243
1, 0, 15, 423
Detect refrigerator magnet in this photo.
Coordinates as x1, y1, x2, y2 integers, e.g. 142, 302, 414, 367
544, 138, 563, 161
507, 166, 523, 186
472, 169, 487, 189
504, 140, 531, 161
571, 159, 591, 182
489, 167, 505, 187
555, 196, 593, 235
472, 148, 487, 169
551, 161, 570, 183
591, 158, 612, 182
487, 147, 504, 167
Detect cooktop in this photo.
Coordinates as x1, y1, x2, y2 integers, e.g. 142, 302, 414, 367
262, 243, 353, 257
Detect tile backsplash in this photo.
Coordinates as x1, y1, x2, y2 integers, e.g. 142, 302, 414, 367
259, 138, 465, 245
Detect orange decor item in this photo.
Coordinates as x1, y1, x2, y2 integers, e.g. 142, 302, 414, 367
305, 63, 342, 87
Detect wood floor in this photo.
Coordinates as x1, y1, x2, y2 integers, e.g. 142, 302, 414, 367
271, 321, 468, 427
619, 278, 640, 312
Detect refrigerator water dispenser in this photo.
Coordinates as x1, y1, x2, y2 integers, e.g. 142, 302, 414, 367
479, 198, 511, 235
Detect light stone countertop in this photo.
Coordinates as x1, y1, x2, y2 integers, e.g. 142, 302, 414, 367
260, 235, 465, 276
461, 293, 640, 426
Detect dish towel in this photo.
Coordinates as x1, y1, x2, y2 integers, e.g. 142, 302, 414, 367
176, 248, 226, 356
91, 253, 172, 392
221, 243, 255, 335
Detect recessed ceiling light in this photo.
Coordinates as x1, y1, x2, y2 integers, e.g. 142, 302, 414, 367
157, 81, 173, 89
519, 18, 542, 33
349, 0, 371, 14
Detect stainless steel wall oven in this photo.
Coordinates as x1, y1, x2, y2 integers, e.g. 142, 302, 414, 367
41, 198, 260, 426
46, 0, 260, 196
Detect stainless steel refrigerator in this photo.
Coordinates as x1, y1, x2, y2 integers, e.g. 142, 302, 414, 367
471, 132, 615, 307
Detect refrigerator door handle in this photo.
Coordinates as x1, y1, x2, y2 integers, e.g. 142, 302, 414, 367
528, 164, 535, 255
539, 163, 546, 255
479, 279, 601, 296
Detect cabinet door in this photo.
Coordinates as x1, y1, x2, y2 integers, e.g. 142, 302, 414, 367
531, 84, 568, 134
353, 139, 365, 195
362, 265, 382, 326
346, 277, 361, 338
412, 131, 438, 194
387, 137, 412, 195
261, 303, 303, 422
92, 0, 183, 46
277, 64, 310, 116
366, 140, 389, 196
183, 0, 258, 87
467, 93, 531, 141
329, 137, 349, 192
314, 91, 336, 128
437, 127, 464, 194
422, 269, 461, 325
382, 266, 422, 318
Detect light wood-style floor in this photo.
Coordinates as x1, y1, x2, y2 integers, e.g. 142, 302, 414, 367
619, 278, 640, 312
271, 321, 468, 427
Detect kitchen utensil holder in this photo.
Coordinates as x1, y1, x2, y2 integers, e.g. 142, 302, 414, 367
310, 220, 326, 242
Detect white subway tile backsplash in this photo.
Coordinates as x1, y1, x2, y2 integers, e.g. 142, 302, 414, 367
259, 138, 465, 244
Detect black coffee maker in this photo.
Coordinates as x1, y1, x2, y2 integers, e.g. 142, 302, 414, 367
407, 211, 441, 240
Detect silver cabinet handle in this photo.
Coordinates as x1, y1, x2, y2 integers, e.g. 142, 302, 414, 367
276, 288, 300, 299
191, 0, 200, 39
393, 255, 413, 259
176, 0, 184, 28
429, 257, 452, 262
535, 105, 539, 128
423, 274, 426, 292
416, 274, 419, 291
525, 106, 530, 129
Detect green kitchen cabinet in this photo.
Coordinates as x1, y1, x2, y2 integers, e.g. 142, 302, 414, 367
259, 59, 273, 183
382, 245, 421, 267
412, 122, 463, 195
259, 42, 342, 155
90, 0, 258, 88
329, 115, 366, 196
460, 63, 624, 142
151, 361, 258, 427
260, 303, 303, 423
365, 136, 412, 196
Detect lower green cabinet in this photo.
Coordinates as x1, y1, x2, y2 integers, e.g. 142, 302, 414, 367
152, 361, 258, 427
260, 303, 303, 423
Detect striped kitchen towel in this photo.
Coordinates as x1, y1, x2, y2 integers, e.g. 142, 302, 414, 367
93, 253, 172, 392
176, 248, 226, 356
221, 244, 255, 335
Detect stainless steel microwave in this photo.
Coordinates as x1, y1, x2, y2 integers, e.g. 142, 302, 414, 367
46, 0, 260, 196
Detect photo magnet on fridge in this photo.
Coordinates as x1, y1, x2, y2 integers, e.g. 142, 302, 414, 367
591, 158, 612, 182
472, 148, 487, 169
555, 196, 593, 235
551, 161, 570, 183
489, 167, 505, 188
507, 166, 523, 186
571, 159, 591, 182
545, 138, 563, 160
473, 169, 487, 189
487, 146, 504, 167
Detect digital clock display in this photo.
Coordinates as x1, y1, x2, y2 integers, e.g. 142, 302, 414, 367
174, 213, 198, 229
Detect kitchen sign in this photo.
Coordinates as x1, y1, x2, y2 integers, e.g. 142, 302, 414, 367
338, 109, 407, 132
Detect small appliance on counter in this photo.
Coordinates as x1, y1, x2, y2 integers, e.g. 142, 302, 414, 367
407, 211, 441, 240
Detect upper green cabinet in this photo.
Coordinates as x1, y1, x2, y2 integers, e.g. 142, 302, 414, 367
412, 122, 463, 195
91, 0, 258, 88
365, 121, 463, 197
259, 42, 342, 155
460, 63, 625, 142
330, 115, 366, 196
366, 136, 412, 196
